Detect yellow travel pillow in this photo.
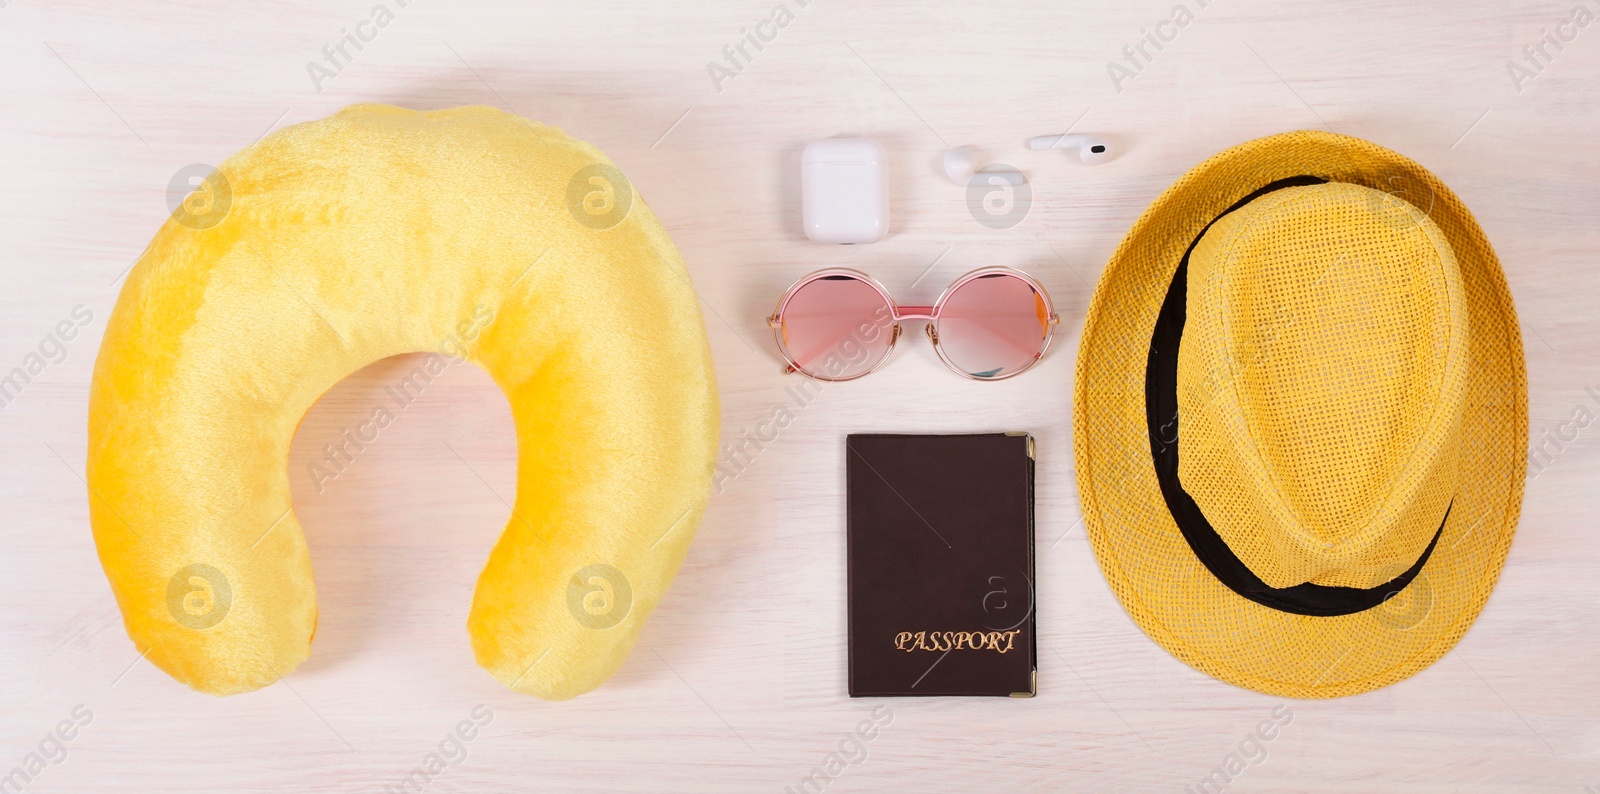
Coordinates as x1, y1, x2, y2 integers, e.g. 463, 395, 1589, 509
87, 104, 719, 700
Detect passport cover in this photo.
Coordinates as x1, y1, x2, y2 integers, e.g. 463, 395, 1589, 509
846, 433, 1036, 697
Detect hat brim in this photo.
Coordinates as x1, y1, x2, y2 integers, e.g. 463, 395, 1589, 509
1074, 130, 1527, 698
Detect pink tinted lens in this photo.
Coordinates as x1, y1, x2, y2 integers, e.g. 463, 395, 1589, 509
935, 273, 1050, 379
779, 275, 896, 379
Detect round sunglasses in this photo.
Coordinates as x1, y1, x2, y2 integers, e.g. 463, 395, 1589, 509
766, 267, 1059, 381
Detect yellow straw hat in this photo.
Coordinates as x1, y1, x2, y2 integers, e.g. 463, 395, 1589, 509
1074, 130, 1527, 698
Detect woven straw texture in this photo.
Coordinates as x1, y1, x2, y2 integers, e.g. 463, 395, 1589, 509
1074, 131, 1527, 698
1178, 183, 1468, 591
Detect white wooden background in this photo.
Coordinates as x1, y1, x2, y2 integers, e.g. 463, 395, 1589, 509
2, 1, 1597, 791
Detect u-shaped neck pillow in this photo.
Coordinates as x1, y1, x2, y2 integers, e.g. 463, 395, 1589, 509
87, 104, 719, 699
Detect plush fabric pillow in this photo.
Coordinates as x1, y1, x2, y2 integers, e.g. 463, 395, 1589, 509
87, 104, 719, 700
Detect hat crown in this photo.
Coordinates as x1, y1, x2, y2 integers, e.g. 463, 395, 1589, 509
1177, 183, 1469, 590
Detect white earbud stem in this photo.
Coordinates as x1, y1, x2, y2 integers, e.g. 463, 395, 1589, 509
1028, 133, 1112, 165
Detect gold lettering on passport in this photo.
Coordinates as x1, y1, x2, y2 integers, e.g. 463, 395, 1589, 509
893, 630, 1021, 653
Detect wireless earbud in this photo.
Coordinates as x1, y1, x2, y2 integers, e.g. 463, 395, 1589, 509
1028, 133, 1113, 166
943, 146, 979, 185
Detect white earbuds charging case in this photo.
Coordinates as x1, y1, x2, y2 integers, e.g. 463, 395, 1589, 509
801, 138, 889, 244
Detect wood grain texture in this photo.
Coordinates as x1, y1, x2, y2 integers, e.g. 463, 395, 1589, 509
1, 0, 1596, 791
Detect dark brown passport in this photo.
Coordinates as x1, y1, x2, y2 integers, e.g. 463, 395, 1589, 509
846, 433, 1036, 697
